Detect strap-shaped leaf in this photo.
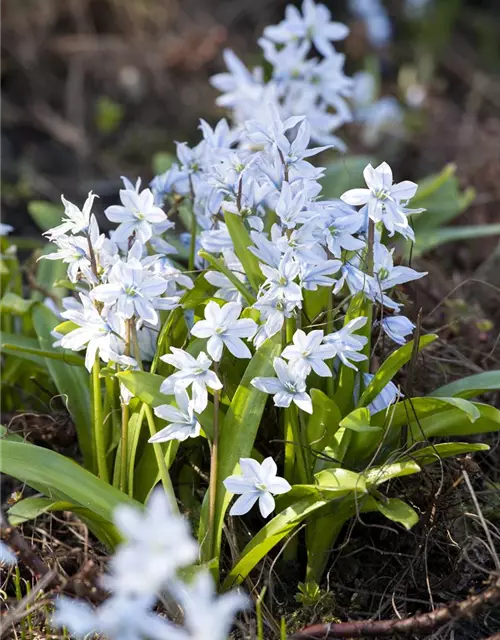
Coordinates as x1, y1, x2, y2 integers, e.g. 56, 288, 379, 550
223, 212, 263, 293
376, 498, 419, 530
430, 370, 500, 400
33, 305, 93, 469
358, 334, 437, 408
0, 439, 139, 546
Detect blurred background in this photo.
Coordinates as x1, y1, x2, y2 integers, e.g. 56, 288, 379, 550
2, 0, 500, 266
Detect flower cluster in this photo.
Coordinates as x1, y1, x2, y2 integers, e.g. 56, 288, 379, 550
44, 183, 193, 385
54, 490, 247, 640
44, 1, 427, 523
210, 0, 353, 149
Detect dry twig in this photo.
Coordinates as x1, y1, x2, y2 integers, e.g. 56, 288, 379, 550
289, 578, 500, 638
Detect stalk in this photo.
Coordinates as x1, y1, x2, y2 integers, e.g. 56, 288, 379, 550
188, 175, 197, 272
144, 403, 178, 511
327, 288, 334, 397
92, 357, 109, 483
362, 218, 376, 375
208, 360, 221, 559
119, 320, 132, 493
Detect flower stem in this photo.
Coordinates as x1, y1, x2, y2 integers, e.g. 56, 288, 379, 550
327, 288, 334, 397
188, 175, 197, 272
119, 320, 132, 493
364, 218, 376, 374
208, 360, 220, 559
92, 357, 109, 483
144, 403, 178, 512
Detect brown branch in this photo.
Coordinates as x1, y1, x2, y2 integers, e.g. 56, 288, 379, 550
289, 578, 500, 638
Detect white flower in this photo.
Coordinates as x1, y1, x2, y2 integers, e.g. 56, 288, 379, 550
172, 572, 248, 640
281, 329, 336, 377
299, 260, 342, 291
105, 188, 167, 244
323, 317, 368, 370
0, 541, 17, 565
150, 389, 201, 443
263, 0, 349, 57
108, 489, 198, 595
381, 315, 415, 345
0, 223, 14, 236
341, 162, 418, 238
60, 294, 125, 371
260, 252, 302, 302
160, 348, 222, 413
45, 192, 97, 239
91, 259, 169, 324
190, 301, 257, 361
252, 356, 313, 413
224, 457, 291, 518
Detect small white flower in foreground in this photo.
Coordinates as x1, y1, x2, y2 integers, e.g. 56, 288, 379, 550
106, 489, 198, 595
190, 301, 257, 361
0, 541, 17, 565
323, 317, 368, 370
252, 356, 313, 413
0, 223, 14, 236
160, 348, 222, 413
150, 388, 201, 443
105, 187, 167, 244
172, 572, 248, 640
381, 315, 415, 345
45, 192, 97, 238
224, 457, 291, 518
281, 329, 336, 377
341, 162, 418, 238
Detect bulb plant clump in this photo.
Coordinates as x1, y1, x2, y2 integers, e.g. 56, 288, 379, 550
2, 1, 500, 638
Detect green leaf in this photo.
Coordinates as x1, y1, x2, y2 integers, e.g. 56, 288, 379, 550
0, 439, 139, 546
411, 164, 475, 233
95, 96, 124, 134
152, 151, 176, 175
430, 370, 500, 399
223, 212, 263, 293
409, 402, 500, 441
28, 201, 62, 231
322, 156, 375, 199
400, 442, 490, 467
415, 224, 500, 254
7, 497, 121, 548
315, 468, 367, 493
33, 305, 93, 470
306, 389, 342, 454
1, 341, 85, 367
340, 407, 382, 433
376, 498, 419, 530
54, 320, 79, 335
364, 461, 421, 487
358, 334, 437, 408
222, 494, 330, 590
200, 335, 282, 569
0, 292, 34, 315
33, 245, 67, 301
1, 333, 50, 368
